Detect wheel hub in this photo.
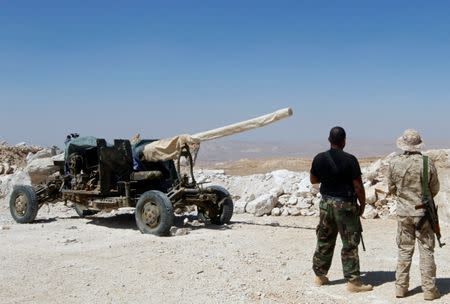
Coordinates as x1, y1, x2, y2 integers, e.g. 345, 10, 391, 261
142, 203, 160, 228
14, 195, 27, 216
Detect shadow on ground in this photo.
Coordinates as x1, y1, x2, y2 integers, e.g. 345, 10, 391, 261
85, 213, 232, 233
231, 220, 316, 230
324, 271, 396, 287
32, 218, 58, 224
362, 272, 450, 298
437, 278, 450, 296
362, 271, 395, 287
87, 213, 139, 230
176, 214, 233, 232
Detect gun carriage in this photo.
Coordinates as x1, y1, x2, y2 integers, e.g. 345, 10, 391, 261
9, 108, 293, 236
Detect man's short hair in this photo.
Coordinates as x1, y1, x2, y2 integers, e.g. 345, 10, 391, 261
328, 126, 346, 145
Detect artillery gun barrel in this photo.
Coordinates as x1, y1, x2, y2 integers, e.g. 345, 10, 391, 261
142, 107, 293, 162
192, 107, 293, 141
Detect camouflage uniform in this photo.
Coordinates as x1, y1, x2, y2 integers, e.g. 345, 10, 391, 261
388, 153, 440, 293
313, 196, 361, 281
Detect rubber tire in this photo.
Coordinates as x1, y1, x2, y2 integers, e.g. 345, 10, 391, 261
74, 204, 99, 217
206, 185, 234, 225
9, 185, 39, 223
135, 190, 174, 236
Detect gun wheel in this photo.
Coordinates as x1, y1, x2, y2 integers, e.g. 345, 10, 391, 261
135, 190, 174, 236
9, 185, 39, 223
198, 185, 234, 225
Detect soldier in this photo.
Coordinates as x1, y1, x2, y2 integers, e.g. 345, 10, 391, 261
388, 129, 441, 300
310, 126, 373, 292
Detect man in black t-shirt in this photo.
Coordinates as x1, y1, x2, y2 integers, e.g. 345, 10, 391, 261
310, 126, 373, 293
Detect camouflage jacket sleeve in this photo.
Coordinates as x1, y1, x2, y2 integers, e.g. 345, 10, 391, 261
387, 161, 397, 195
429, 159, 440, 197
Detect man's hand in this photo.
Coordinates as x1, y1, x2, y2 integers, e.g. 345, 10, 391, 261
353, 176, 366, 216
358, 203, 366, 216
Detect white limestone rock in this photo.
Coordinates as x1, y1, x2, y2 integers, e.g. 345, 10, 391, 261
286, 196, 298, 206
25, 157, 59, 185
26, 148, 54, 163
297, 174, 313, 192
300, 209, 316, 216
269, 186, 284, 197
264, 173, 273, 181
362, 204, 378, 219
296, 191, 311, 198
374, 182, 389, 195
234, 200, 247, 214
2, 163, 11, 175
0, 170, 31, 200
288, 207, 301, 216
245, 194, 256, 203
425, 149, 450, 167
312, 197, 321, 210
297, 198, 313, 209
271, 207, 281, 216
387, 199, 397, 215
277, 194, 291, 206
245, 194, 277, 217
365, 186, 377, 205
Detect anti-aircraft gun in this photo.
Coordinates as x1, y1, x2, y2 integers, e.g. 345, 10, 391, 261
9, 108, 293, 236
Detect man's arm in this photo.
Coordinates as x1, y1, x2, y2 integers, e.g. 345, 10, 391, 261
429, 161, 440, 198
310, 156, 320, 184
310, 173, 320, 184
353, 176, 366, 216
387, 162, 397, 195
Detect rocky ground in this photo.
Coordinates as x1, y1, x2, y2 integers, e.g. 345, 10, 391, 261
1, 142, 450, 303
0, 205, 449, 304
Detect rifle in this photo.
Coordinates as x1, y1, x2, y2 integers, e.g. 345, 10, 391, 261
358, 216, 366, 251
415, 156, 445, 248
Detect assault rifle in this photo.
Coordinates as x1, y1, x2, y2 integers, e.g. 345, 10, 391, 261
415, 156, 445, 248
415, 197, 445, 248
358, 215, 366, 251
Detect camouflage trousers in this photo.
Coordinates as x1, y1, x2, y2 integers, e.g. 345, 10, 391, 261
312, 197, 361, 281
396, 216, 436, 292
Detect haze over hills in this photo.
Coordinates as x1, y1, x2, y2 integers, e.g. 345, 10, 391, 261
196, 138, 450, 163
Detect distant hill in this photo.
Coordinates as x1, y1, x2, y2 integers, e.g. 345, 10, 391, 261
196, 138, 450, 163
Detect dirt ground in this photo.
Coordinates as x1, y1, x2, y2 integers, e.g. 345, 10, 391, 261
199, 157, 380, 176
1, 203, 449, 304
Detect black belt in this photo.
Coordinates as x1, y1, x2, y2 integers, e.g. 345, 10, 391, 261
322, 194, 355, 202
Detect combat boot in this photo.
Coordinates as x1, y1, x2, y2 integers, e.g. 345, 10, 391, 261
424, 288, 440, 301
346, 279, 373, 293
396, 287, 408, 298
314, 275, 329, 286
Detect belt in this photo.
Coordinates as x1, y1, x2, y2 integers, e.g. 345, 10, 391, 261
321, 195, 357, 210
322, 194, 355, 203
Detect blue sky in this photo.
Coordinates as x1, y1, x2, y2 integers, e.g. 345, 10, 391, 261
1, 1, 450, 150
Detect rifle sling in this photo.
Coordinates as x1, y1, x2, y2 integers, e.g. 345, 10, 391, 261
325, 150, 339, 175
416, 156, 430, 231
422, 156, 430, 198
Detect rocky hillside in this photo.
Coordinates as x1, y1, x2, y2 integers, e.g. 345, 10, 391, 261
1, 141, 449, 224
195, 149, 450, 224
0, 142, 61, 201
0, 142, 42, 175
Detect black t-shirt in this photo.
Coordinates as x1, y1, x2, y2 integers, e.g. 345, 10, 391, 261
310, 148, 362, 199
